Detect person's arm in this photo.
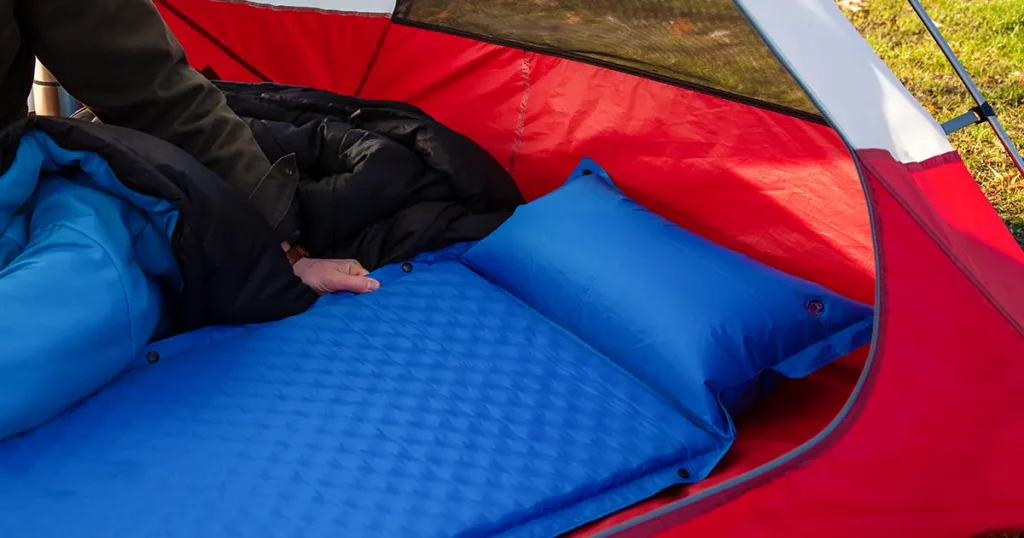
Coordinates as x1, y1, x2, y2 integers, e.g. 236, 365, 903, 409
18, 0, 298, 238
20, 0, 378, 294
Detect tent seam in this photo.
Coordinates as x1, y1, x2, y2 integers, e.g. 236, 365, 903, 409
153, 0, 272, 82
201, 0, 394, 17
509, 51, 531, 176
354, 19, 393, 97
860, 158, 1024, 339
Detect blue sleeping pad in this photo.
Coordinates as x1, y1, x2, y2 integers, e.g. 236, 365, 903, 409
0, 248, 726, 538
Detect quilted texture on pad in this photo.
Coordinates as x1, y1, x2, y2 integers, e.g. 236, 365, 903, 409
0, 256, 725, 538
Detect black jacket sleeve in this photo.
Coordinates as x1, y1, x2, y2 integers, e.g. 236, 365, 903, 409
18, 0, 298, 239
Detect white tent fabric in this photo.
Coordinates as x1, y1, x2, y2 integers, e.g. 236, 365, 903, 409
737, 0, 954, 164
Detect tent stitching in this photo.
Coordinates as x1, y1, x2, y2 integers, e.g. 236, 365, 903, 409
155, 0, 272, 82
508, 51, 531, 176
206, 0, 393, 17
860, 157, 1024, 339
354, 20, 392, 96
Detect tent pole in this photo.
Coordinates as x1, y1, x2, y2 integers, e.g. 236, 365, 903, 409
906, 0, 1024, 179
32, 59, 62, 117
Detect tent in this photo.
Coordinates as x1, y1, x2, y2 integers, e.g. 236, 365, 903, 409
72, 0, 1024, 535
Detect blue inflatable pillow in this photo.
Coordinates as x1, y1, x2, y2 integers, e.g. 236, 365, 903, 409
462, 158, 873, 437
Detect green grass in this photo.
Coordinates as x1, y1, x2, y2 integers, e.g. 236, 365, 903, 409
841, 0, 1024, 244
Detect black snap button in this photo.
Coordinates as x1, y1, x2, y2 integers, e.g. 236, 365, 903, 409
146, 351, 160, 364
807, 299, 825, 316
677, 468, 690, 479
401, 262, 413, 273
581, 169, 593, 176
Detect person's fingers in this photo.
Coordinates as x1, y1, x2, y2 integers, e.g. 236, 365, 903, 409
292, 258, 380, 295
325, 268, 380, 294
346, 261, 369, 277
323, 262, 380, 291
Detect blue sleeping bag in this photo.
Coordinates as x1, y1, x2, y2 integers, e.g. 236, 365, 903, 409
0, 131, 179, 439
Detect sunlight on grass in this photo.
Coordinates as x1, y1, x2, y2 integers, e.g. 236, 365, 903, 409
840, 0, 1024, 244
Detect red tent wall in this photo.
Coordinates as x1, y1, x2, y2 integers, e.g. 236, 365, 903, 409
155, 0, 390, 94
156, 1, 265, 84
859, 150, 1024, 324
158, 1, 875, 304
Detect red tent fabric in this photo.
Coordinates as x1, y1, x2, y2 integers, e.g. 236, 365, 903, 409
154, 1, 1024, 535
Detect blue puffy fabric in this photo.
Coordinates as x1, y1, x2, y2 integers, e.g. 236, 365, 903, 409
0, 248, 726, 538
0, 131, 180, 440
463, 158, 874, 437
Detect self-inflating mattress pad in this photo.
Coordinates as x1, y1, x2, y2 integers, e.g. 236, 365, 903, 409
0, 159, 873, 537
0, 246, 725, 538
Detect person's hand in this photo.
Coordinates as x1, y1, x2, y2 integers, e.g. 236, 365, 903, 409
292, 257, 381, 295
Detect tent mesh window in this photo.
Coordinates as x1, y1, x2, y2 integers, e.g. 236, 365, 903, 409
394, 0, 820, 119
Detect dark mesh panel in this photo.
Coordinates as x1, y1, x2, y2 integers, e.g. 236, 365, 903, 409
394, 0, 819, 118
